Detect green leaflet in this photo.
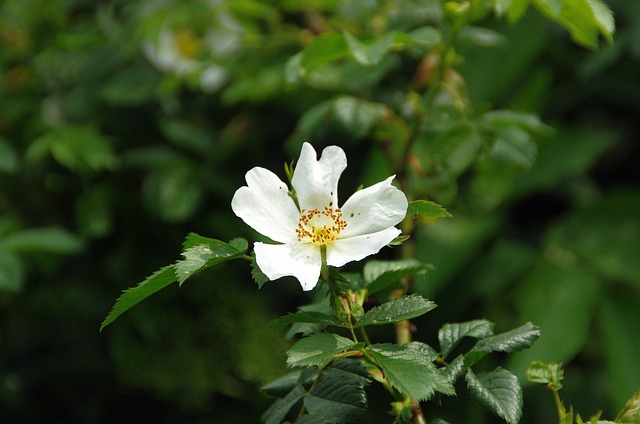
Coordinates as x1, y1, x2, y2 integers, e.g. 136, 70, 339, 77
466, 322, 540, 369
355, 294, 436, 328
100, 265, 177, 331
262, 359, 371, 424
466, 368, 523, 424
101, 234, 248, 330
286, 333, 360, 368
262, 384, 305, 424
438, 319, 496, 359
407, 200, 453, 220
303, 361, 370, 424
175, 234, 248, 284
0, 227, 84, 254
270, 311, 344, 329
368, 343, 454, 402
363, 259, 433, 296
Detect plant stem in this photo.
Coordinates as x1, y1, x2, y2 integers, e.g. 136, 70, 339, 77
553, 389, 565, 422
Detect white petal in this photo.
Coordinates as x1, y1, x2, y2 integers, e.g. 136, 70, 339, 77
292, 143, 347, 210
231, 167, 300, 243
326, 227, 401, 267
340, 176, 408, 237
254, 242, 321, 291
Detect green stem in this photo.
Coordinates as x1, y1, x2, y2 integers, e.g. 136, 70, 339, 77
553, 389, 565, 422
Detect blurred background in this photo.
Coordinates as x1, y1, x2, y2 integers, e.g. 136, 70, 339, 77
0, 0, 638, 422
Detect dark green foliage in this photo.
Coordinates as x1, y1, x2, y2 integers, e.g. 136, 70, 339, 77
0, 0, 633, 422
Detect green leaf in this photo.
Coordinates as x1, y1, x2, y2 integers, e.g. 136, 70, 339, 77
303, 360, 370, 423
368, 343, 455, 401
532, 0, 615, 49
355, 294, 436, 328
388, 234, 410, 246
363, 259, 434, 295
270, 311, 344, 329
343, 31, 395, 66
251, 257, 270, 289
300, 33, 348, 72
403, 26, 442, 46
0, 251, 23, 293
442, 354, 466, 386
407, 200, 452, 219
331, 95, 387, 141
175, 234, 247, 284
0, 227, 84, 254
438, 319, 495, 359
286, 333, 359, 368
100, 265, 177, 331
526, 360, 564, 390
466, 368, 523, 424
473, 322, 540, 354
26, 126, 117, 173
615, 389, 640, 423
262, 384, 305, 424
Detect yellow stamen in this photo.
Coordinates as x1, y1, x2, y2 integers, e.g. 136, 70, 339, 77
296, 206, 347, 246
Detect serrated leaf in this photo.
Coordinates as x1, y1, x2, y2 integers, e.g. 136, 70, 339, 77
175, 235, 247, 284
251, 256, 270, 288
261, 384, 305, 424
100, 265, 177, 331
407, 200, 452, 219
287, 333, 359, 368
355, 294, 436, 328
368, 343, 455, 402
270, 311, 344, 329
388, 234, 410, 246
438, 319, 496, 358
526, 360, 564, 390
363, 259, 434, 295
228, 237, 248, 252
303, 360, 370, 424
473, 322, 540, 353
466, 368, 523, 424
443, 354, 466, 386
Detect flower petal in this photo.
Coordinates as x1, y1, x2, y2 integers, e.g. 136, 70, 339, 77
232, 167, 300, 243
326, 227, 401, 267
254, 242, 321, 291
292, 143, 347, 210
340, 176, 408, 237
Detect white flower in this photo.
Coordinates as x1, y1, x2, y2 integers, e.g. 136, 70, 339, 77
231, 142, 408, 291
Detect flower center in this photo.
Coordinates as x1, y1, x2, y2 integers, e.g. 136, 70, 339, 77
296, 207, 347, 246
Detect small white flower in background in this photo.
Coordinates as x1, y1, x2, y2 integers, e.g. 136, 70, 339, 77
232, 143, 408, 291
140, 2, 242, 93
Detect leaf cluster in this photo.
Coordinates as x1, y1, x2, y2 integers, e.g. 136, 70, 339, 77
263, 258, 540, 424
